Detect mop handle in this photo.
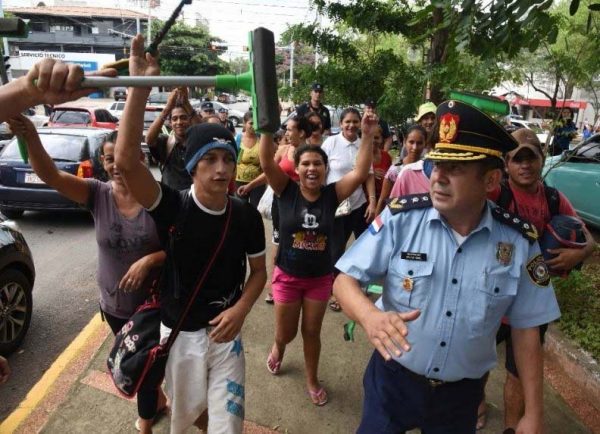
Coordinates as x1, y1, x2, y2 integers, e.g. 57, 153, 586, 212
81, 76, 218, 88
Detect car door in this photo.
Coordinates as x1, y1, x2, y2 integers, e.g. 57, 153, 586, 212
545, 142, 600, 227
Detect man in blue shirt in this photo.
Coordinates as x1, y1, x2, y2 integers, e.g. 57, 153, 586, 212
333, 99, 561, 434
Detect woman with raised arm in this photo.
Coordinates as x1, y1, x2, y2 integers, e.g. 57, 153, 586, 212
7, 115, 166, 433
114, 35, 266, 434
259, 111, 377, 406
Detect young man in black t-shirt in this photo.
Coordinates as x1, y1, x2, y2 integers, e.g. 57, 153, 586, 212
115, 35, 267, 434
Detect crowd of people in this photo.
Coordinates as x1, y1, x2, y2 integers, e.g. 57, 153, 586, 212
0, 34, 597, 434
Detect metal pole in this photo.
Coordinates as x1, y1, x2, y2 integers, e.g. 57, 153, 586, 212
0, 0, 11, 82
81, 76, 218, 87
289, 42, 294, 88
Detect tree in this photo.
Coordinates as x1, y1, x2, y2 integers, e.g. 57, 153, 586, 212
286, 0, 560, 106
152, 20, 229, 78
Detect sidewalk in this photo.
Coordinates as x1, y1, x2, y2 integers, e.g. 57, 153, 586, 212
1, 223, 594, 433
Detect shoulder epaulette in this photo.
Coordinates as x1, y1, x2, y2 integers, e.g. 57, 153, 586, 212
492, 205, 538, 244
387, 193, 433, 215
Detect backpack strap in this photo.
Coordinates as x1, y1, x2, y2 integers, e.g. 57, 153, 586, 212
543, 184, 561, 217
497, 182, 515, 212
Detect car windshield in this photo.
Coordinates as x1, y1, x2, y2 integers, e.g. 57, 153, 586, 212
0, 133, 87, 161
144, 111, 162, 126
52, 110, 90, 124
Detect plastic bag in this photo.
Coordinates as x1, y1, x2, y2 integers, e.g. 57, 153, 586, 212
258, 186, 274, 220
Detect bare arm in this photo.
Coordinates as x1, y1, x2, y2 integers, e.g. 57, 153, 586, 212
376, 177, 394, 215
545, 225, 597, 271
383, 135, 393, 152
258, 134, 289, 196
0, 59, 116, 122
333, 273, 420, 360
364, 174, 377, 222
145, 89, 178, 148
335, 112, 376, 202
114, 35, 161, 209
7, 115, 89, 204
512, 327, 544, 434
209, 254, 267, 342
118, 250, 166, 292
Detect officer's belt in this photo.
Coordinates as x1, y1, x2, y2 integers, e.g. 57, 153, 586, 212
394, 360, 475, 388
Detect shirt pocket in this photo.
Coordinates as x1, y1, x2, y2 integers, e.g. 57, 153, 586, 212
468, 272, 518, 338
389, 260, 434, 309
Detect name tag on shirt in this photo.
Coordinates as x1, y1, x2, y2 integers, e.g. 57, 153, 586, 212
401, 251, 427, 261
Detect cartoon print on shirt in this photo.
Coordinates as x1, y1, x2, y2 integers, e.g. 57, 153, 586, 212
292, 207, 326, 251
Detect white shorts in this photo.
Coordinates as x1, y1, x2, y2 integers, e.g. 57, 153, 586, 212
160, 323, 245, 434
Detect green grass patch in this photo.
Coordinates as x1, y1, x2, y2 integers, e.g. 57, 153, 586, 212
553, 263, 600, 361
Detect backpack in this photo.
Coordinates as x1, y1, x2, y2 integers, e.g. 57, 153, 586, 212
496, 182, 560, 218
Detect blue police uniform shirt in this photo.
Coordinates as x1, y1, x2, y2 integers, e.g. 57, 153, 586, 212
335, 198, 561, 382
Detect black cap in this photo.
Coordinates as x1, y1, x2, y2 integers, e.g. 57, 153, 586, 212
218, 107, 228, 113
426, 100, 518, 162
311, 82, 324, 91
201, 102, 214, 111
364, 97, 377, 108
184, 124, 237, 173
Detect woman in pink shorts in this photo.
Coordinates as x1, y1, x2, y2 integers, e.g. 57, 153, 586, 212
258, 111, 377, 406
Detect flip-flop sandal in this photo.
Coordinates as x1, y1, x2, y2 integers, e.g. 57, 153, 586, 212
134, 405, 169, 431
265, 292, 274, 304
328, 301, 341, 312
266, 350, 282, 375
308, 387, 328, 406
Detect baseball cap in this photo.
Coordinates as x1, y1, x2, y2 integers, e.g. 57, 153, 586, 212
218, 107, 228, 113
184, 124, 237, 174
311, 83, 324, 92
201, 102, 214, 112
415, 102, 437, 122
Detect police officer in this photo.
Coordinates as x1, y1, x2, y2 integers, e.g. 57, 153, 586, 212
199, 101, 215, 119
296, 82, 331, 135
218, 107, 236, 134
333, 100, 561, 434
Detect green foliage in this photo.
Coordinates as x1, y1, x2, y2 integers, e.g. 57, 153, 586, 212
553, 264, 600, 361
151, 20, 229, 77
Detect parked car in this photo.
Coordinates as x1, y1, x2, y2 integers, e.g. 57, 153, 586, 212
209, 101, 244, 127
0, 214, 35, 355
509, 119, 550, 145
0, 127, 114, 218
147, 92, 170, 106
107, 101, 126, 120
49, 107, 118, 129
141, 106, 165, 165
542, 133, 600, 228
113, 87, 127, 101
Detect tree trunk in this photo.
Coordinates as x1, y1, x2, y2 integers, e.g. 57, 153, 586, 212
427, 6, 449, 104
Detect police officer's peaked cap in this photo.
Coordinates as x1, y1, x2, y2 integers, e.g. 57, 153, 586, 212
184, 123, 237, 174
201, 101, 214, 111
311, 82, 324, 91
426, 100, 518, 162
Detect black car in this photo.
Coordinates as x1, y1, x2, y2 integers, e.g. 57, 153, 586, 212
0, 127, 113, 219
0, 214, 35, 355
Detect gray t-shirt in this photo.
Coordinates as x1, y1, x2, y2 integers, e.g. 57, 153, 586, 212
87, 180, 162, 318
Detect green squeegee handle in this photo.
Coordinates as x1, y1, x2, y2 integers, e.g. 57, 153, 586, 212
448, 91, 509, 116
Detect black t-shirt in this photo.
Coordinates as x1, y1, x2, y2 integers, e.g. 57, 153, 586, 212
149, 184, 265, 331
296, 102, 331, 131
150, 134, 193, 191
275, 181, 339, 278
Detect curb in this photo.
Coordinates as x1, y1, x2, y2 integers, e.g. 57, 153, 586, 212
545, 324, 600, 410
0, 313, 105, 434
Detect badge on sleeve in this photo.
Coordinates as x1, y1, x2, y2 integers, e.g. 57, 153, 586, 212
496, 242, 514, 266
526, 254, 550, 287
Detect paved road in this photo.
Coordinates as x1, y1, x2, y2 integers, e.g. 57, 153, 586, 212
0, 210, 98, 420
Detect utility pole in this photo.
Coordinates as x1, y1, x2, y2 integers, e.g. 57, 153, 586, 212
289, 41, 294, 88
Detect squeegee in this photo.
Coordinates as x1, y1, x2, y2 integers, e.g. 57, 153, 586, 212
86, 27, 280, 133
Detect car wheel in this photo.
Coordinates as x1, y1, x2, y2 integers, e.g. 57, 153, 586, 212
229, 116, 240, 127
0, 269, 33, 355
0, 208, 24, 219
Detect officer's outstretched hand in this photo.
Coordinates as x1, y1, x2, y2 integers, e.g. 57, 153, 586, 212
363, 309, 420, 361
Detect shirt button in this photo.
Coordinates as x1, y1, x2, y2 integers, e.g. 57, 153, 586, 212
457, 247, 462, 253
433, 367, 439, 372
440, 341, 446, 347
452, 278, 458, 284
494, 287, 500, 293
408, 270, 414, 276
446, 311, 452, 317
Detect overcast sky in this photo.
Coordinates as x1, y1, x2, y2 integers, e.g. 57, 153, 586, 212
3, 0, 320, 58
